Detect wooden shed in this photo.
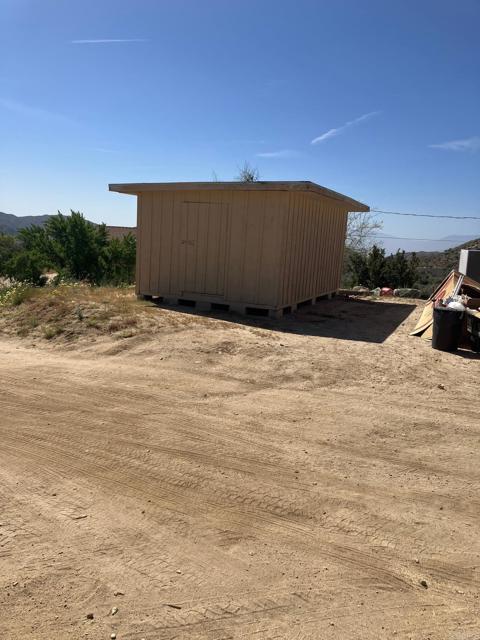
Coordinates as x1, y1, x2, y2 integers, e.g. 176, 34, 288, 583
109, 181, 369, 317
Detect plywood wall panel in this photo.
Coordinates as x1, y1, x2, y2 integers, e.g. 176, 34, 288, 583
157, 191, 173, 294
278, 192, 348, 306
136, 187, 347, 309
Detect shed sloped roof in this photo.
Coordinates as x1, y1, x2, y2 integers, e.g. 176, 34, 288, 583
109, 181, 369, 212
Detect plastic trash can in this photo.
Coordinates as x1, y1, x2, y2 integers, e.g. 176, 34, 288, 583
466, 311, 480, 353
432, 307, 464, 352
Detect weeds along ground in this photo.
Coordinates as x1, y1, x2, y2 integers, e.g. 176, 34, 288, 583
0, 282, 223, 342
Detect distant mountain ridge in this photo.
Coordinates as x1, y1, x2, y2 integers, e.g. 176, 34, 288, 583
415, 236, 480, 264
0, 212, 53, 235
375, 231, 479, 254
440, 234, 480, 244
1, 212, 136, 242
412, 236, 480, 288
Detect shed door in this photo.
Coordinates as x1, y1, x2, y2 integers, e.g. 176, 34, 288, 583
179, 202, 229, 296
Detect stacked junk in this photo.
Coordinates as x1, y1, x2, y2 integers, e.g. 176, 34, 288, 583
411, 250, 480, 353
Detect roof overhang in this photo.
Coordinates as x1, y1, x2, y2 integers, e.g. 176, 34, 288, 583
109, 181, 369, 212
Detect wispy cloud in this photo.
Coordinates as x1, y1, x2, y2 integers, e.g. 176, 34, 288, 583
71, 38, 148, 44
256, 149, 298, 158
311, 111, 381, 145
429, 136, 480, 152
0, 97, 76, 125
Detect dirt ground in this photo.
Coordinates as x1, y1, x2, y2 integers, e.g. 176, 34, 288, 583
1, 297, 479, 639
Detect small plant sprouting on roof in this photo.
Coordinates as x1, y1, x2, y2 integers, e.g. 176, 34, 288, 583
236, 161, 260, 183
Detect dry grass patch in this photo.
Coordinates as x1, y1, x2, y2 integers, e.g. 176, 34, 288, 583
0, 283, 153, 342
0, 282, 233, 344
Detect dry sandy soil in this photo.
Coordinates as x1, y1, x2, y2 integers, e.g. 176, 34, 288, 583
1, 297, 479, 639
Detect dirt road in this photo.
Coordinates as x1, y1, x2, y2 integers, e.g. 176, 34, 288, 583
1, 298, 479, 639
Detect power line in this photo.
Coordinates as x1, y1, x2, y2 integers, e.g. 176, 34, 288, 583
372, 234, 465, 243
371, 208, 480, 221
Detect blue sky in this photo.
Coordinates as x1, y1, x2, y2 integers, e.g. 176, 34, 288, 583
1, 0, 480, 252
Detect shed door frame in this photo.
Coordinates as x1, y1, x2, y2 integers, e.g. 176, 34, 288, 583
179, 201, 230, 297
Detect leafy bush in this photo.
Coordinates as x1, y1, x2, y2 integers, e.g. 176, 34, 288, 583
102, 233, 136, 285
345, 245, 419, 289
0, 234, 20, 271
19, 211, 109, 282
0, 212, 137, 287
5, 251, 46, 286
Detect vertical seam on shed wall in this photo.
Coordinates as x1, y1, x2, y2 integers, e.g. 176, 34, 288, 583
255, 191, 267, 305
193, 201, 199, 292
307, 195, 315, 298
143, 193, 152, 293
239, 191, 249, 300
274, 191, 286, 307
308, 195, 317, 296
135, 195, 142, 294
300, 193, 309, 299
312, 199, 323, 296
320, 199, 328, 293
216, 203, 225, 295
149, 193, 154, 292
336, 210, 348, 288
323, 202, 330, 291
167, 191, 174, 294
290, 193, 299, 303
277, 193, 288, 306
168, 192, 176, 293
223, 192, 232, 297
203, 203, 210, 293
151, 192, 160, 293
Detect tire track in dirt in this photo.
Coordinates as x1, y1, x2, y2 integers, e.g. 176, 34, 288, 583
1, 302, 479, 639
0, 432, 417, 594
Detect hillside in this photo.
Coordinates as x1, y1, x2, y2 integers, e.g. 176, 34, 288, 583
377, 231, 479, 254
0, 212, 136, 242
414, 236, 480, 289
0, 211, 53, 235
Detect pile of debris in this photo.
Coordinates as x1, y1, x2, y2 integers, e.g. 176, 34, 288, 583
411, 250, 480, 353
340, 286, 421, 298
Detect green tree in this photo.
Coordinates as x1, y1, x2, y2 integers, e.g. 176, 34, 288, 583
102, 234, 136, 285
347, 244, 403, 289
346, 250, 369, 287
385, 250, 407, 288
408, 252, 419, 286
0, 234, 20, 275
5, 212, 137, 286
366, 245, 387, 288
384, 250, 419, 288
19, 211, 109, 283
6, 250, 46, 285
342, 212, 383, 286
